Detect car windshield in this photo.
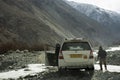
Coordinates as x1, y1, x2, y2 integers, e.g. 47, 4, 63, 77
62, 42, 91, 51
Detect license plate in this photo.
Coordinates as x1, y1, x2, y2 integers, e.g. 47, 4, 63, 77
83, 55, 88, 59
70, 54, 82, 58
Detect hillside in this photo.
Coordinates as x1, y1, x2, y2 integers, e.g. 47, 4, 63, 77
0, 0, 116, 52
66, 1, 120, 44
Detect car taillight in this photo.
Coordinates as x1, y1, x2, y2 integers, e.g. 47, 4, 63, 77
59, 50, 64, 59
89, 50, 94, 59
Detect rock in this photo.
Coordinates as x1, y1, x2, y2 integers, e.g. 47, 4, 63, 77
16, 49, 20, 53
18, 76, 24, 80
7, 78, 15, 80
24, 50, 29, 53
0, 55, 4, 60
20, 51, 24, 53
21, 65, 27, 68
9, 66, 14, 69
24, 68, 31, 71
24, 74, 37, 79
7, 50, 14, 53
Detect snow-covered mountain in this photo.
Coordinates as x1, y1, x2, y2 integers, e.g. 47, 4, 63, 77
67, 1, 120, 26
67, 1, 120, 43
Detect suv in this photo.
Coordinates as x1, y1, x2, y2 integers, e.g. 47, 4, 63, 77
58, 38, 95, 72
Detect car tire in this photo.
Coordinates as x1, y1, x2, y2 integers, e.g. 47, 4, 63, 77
86, 66, 94, 71
89, 66, 95, 71
85, 66, 94, 76
58, 68, 66, 75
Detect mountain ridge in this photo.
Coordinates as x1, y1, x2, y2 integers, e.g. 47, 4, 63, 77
0, 0, 117, 52
66, 1, 120, 43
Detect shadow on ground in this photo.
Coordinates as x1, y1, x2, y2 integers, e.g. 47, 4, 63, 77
23, 70, 94, 80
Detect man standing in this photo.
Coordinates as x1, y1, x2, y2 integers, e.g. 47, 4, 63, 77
55, 43, 60, 66
98, 46, 107, 71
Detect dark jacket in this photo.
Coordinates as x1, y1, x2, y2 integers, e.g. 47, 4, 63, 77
98, 49, 107, 59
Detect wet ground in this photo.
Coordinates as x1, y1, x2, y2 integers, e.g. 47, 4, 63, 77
0, 46, 120, 80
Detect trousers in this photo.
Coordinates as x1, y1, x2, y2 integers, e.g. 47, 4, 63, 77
99, 58, 107, 70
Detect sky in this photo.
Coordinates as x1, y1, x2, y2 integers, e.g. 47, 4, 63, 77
67, 0, 120, 13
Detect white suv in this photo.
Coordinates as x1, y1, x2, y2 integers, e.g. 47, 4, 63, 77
58, 38, 95, 72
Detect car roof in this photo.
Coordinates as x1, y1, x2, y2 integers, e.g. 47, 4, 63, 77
63, 39, 89, 43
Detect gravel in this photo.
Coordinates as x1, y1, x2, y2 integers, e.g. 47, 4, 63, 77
107, 51, 120, 65
0, 50, 120, 80
0, 50, 42, 72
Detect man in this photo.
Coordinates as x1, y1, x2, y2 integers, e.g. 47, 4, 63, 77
97, 46, 107, 71
55, 43, 60, 66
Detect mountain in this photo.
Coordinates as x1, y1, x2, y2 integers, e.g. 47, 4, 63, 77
66, 1, 120, 44
0, 0, 117, 52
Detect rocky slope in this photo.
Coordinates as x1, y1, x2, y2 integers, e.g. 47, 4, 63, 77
0, 0, 62, 47
0, 0, 117, 52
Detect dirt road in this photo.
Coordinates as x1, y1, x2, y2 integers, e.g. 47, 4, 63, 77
0, 50, 120, 80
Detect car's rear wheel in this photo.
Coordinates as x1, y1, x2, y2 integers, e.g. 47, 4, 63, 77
85, 66, 94, 71
58, 68, 66, 75
85, 66, 94, 76
90, 66, 95, 70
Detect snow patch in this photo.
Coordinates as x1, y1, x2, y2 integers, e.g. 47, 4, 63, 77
95, 64, 120, 73
0, 64, 46, 79
106, 46, 120, 52
0, 64, 120, 79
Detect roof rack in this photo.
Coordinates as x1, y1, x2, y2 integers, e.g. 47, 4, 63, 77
65, 38, 85, 41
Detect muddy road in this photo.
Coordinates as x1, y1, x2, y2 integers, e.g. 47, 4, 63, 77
20, 51, 120, 80
22, 65, 120, 80
0, 50, 120, 80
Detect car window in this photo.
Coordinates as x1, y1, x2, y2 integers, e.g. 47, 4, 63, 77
62, 42, 91, 51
